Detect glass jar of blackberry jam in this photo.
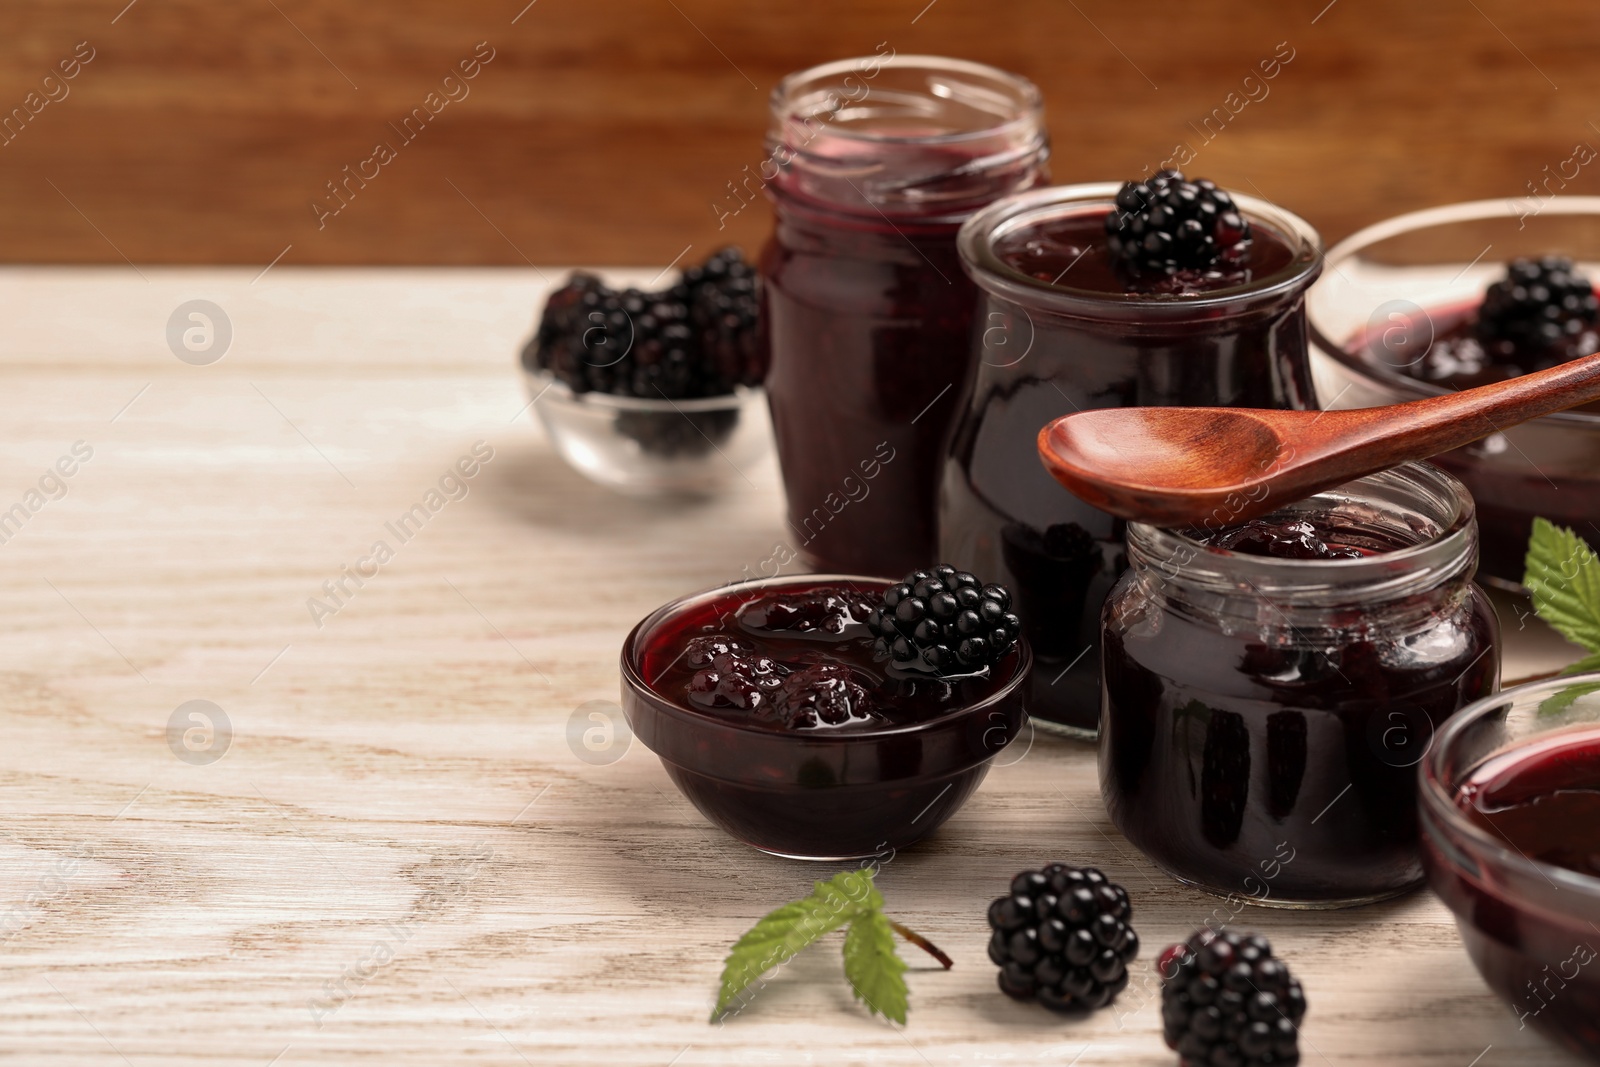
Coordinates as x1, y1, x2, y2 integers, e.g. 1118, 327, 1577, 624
1101, 462, 1500, 908
760, 55, 1048, 578
941, 182, 1322, 738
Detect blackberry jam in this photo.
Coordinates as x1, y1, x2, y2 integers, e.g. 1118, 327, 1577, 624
941, 183, 1322, 737
1102, 463, 1500, 906
760, 56, 1048, 577
621, 575, 1029, 859
1423, 680, 1600, 1061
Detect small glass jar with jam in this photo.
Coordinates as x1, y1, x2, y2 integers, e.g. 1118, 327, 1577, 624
941, 180, 1324, 738
761, 54, 1049, 578
1100, 462, 1500, 908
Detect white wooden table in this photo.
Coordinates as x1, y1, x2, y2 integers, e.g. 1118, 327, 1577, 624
0, 267, 1585, 1065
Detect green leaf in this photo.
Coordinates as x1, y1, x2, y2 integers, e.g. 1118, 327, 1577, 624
1524, 518, 1600, 653
1560, 651, 1600, 676
1537, 653, 1600, 716
711, 869, 880, 1021
842, 909, 909, 1025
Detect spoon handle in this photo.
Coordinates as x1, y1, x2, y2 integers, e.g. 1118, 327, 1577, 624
1327, 351, 1600, 459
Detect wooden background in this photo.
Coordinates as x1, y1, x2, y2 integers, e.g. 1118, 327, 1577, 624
0, 0, 1596, 266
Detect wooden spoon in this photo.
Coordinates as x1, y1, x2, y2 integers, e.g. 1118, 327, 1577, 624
1036, 352, 1600, 527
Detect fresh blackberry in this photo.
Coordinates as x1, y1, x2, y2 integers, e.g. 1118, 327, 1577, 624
866, 565, 1021, 674
1478, 255, 1600, 356
987, 864, 1139, 1013
686, 247, 766, 386
1105, 170, 1251, 278
525, 248, 765, 400
1158, 929, 1306, 1067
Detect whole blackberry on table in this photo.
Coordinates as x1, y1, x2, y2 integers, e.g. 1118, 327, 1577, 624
866, 564, 1021, 674
1477, 255, 1600, 357
986, 864, 1140, 1013
1159, 929, 1306, 1067
1105, 170, 1252, 278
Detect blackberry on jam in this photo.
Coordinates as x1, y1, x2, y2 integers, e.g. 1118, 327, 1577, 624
1105, 170, 1252, 278
987, 864, 1140, 1013
1478, 255, 1600, 356
867, 565, 1021, 674
1159, 929, 1306, 1067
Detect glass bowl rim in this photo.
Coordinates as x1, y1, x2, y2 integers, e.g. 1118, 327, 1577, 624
526, 368, 759, 414
620, 572, 1033, 744
1311, 194, 1600, 427
1421, 670, 1600, 898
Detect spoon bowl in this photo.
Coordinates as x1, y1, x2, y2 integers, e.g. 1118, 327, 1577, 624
1039, 352, 1600, 526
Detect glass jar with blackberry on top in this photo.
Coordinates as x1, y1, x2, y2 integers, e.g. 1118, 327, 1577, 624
760, 55, 1048, 578
1100, 462, 1500, 907
941, 177, 1324, 738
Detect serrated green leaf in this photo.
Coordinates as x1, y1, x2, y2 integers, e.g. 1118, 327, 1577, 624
1524, 518, 1600, 653
1560, 651, 1600, 676
1537, 653, 1600, 716
842, 909, 909, 1025
711, 869, 879, 1021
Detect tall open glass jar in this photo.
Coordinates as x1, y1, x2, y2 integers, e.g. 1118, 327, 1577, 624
1102, 463, 1501, 907
941, 183, 1324, 738
760, 55, 1048, 578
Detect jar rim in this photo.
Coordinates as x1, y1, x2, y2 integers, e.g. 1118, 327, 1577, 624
769, 54, 1044, 147
1125, 461, 1478, 608
957, 183, 1324, 320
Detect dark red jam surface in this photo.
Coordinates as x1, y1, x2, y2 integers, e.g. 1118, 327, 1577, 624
1457, 727, 1600, 878
641, 581, 1013, 732
994, 208, 1299, 297
1186, 517, 1389, 560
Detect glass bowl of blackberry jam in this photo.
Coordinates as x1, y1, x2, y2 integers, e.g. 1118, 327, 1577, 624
620, 574, 1030, 860
1101, 462, 1500, 907
941, 180, 1323, 739
1422, 675, 1600, 1061
761, 55, 1048, 578
1310, 196, 1600, 587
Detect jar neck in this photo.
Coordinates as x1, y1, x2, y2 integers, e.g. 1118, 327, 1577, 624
1124, 464, 1480, 633
765, 54, 1048, 225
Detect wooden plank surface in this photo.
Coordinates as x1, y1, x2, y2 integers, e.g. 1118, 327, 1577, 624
0, 267, 1588, 1065
1, 0, 1598, 264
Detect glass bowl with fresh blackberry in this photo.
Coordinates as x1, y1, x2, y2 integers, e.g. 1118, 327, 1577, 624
1158, 929, 1306, 1067
986, 864, 1140, 1013
520, 248, 770, 496
1399, 255, 1600, 394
